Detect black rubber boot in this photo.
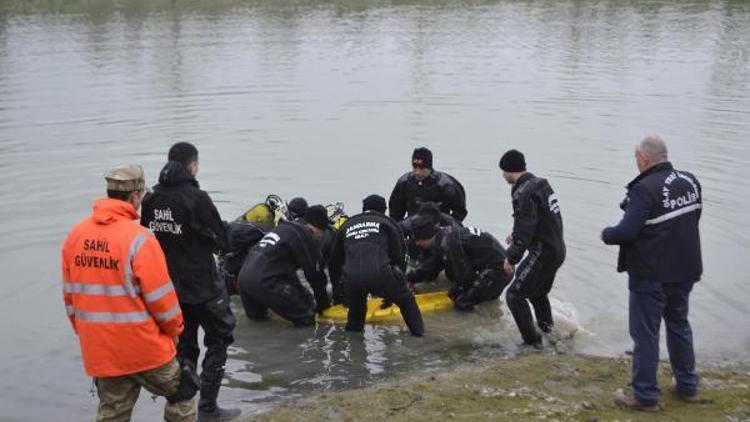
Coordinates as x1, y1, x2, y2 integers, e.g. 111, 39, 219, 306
197, 370, 241, 422
197, 406, 241, 422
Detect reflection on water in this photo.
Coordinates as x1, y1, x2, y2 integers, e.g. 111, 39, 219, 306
1, 0, 749, 420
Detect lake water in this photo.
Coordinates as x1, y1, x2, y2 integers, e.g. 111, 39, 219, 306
1, 0, 749, 420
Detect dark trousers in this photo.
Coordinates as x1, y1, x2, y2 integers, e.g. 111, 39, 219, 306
240, 276, 316, 326
178, 294, 236, 413
450, 268, 510, 310
629, 277, 698, 405
506, 244, 563, 344
345, 266, 424, 336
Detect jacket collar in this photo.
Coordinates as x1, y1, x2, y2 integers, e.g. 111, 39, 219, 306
158, 161, 199, 188
511, 172, 535, 195
92, 198, 139, 224
627, 161, 673, 189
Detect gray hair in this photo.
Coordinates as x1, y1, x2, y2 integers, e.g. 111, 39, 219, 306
637, 134, 668, 163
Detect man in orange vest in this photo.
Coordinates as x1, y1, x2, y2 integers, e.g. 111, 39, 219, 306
62, 165, 196, 421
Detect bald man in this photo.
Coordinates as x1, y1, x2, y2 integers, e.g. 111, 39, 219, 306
602, 135, 703, 411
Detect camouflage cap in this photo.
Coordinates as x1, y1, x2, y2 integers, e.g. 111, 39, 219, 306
104, 164, 150, 192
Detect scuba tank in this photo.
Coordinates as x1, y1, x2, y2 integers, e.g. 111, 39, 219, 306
325, 202, 348, 230
237, 194, 288, 228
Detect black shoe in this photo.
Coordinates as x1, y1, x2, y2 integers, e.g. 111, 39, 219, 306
453, 300, 475, 312
197, 406, 242, 422
519, 339, 543, 350
669, 386, 711, 404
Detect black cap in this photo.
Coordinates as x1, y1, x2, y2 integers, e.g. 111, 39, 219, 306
410, 213, 438, 240
362, 194, 387, 213
499, 149, 526, 172
412, 147, 433, 169
288, 197, 308, 219
304, 205, 329, 230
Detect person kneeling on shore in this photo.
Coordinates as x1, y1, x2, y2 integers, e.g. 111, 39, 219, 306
328, 194, 424, 336
238, 205, 331, 326
409, 214, 511, 311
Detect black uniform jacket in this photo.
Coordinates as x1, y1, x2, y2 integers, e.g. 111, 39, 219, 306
506, 172, 565, 265
603, 162, 702, 284
239, 220, 326, 299
328, 211, 407, 289
389, 170, 467, 222
141, 161, 230, 305
413, 226, 506, 287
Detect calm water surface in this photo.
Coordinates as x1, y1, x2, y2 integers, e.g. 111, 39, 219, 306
1, 0, 749, 420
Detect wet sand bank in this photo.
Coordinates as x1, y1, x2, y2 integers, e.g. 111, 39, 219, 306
250, 351, 750, 421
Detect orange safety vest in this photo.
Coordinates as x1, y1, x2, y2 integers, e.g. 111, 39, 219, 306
62, 198, 184, 377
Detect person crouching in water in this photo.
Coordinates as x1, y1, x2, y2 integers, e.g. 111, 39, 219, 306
409, 214, 511, 311
328, 194, 424, 336
237, 205, 331, 326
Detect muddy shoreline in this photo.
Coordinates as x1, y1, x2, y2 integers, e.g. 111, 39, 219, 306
248, 351, 750, 421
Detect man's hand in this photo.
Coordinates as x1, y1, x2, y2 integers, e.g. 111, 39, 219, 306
503, 258, 515, 276
505, 234, 513, 245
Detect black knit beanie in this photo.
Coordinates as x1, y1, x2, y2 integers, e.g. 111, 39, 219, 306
499, 149, 526, 172
304, 205, 329, 230
362, 194, 387, 213
410, 213, 438, 240
412, 147, 433, 169
288, 197, 308, 219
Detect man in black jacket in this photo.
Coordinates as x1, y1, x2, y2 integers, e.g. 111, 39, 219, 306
237, 205, 330, 326
602, 135, 702, 411
409, 214, 512, 311
499, 149, 565, 349
389, 147, 467, 223
141, 142, 240, 421
328, 195, 424, 336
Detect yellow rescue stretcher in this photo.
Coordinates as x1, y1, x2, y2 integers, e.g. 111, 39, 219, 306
318, 291, 453, 323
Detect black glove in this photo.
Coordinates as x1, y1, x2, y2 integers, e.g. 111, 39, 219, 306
406, 270, 419, 284
166, 361, 200, 403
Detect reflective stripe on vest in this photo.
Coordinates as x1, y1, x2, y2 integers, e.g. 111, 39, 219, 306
74, 309, 151, 323
64, 282, 142, 297
644, 203, 702, 226
155, 304, 181, 322
123, 232, 148, 297
142, 281, 175, 303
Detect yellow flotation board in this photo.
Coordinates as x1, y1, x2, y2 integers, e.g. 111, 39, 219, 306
318, 291, 453, 323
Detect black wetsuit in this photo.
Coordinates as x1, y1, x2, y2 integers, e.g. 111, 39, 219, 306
505, 172, 566, 345
328, 211, 424, 335
410, 226, 511, 310
237, 220, 326, 326
389, 170, 467, 222
217, 221, 266, 295
401, 211, 463, 281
